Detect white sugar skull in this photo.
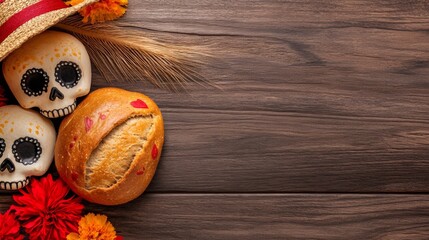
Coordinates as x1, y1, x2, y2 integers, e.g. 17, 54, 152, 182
0, 105, 56, 190
2, 30, 91, 118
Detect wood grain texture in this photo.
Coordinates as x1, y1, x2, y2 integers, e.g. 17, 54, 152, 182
3, 193, 428, 239
91, 0, 429, 192
93, 194, 429, 239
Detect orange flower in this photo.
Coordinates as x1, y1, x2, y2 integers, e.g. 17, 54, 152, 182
67, 213, 118, 240
65, 0, 128, 24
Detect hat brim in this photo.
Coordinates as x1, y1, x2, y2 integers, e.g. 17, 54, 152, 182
0, 0, 98, 62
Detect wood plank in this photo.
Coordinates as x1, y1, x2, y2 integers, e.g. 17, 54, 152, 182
145, 110, 429, 193
3, 193, 429, 239
86, 0, 429, 192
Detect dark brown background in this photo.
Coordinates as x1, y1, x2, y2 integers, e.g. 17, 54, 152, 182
3, 0, 429, 239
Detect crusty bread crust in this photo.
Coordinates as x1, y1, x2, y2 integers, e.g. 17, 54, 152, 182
55, 88, 164, 205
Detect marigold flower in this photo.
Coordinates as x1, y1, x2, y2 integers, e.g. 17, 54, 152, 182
10, 174, 84, 240
0, 209, 24, 240
65, 0, 128, 24
67, 213, 118, 240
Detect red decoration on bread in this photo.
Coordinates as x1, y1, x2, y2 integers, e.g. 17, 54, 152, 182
84, 117, 93, 132
71, 172, 79, 181
152, 144, 158, 159
130, 99, 148, 109
99, 113, 107, 120
70, 136, 78, 149
136, 168, 145, 175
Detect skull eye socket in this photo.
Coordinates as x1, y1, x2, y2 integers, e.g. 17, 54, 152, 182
55, 61, 82, 88
12, 137, 42, 165
0, 138, 5, 158
21, 68, 49, 96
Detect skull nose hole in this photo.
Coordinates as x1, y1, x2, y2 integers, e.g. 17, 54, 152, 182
49, 87, 64, 101
0, 158, 15, 173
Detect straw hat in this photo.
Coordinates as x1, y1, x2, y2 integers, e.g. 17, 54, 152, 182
0, 0, 98, 62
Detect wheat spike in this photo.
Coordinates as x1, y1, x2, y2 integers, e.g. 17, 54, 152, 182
55, 15, 210, 91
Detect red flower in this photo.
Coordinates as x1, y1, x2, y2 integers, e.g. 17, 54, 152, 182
0, 84, 8, 107
0, 209, 24, 240
11, 174, 84, 240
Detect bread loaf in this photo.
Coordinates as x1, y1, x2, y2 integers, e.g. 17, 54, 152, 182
55, 88, 164, 205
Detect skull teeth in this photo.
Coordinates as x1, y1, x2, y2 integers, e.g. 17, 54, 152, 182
40, 102, 76, 118
0, 177, 30, 190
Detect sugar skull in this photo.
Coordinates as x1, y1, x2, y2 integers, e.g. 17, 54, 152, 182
0, 105, 56, 190
2, 30, 91, 118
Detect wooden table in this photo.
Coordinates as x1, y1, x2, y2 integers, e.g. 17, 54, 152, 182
3, 0, 429, 239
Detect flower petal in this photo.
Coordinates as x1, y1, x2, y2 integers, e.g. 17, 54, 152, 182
10, 174, 83, 240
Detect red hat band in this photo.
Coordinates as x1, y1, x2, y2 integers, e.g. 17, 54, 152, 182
0, 0, 69, 44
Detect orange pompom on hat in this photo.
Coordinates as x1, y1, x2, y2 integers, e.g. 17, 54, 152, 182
65, 0, 127, 24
